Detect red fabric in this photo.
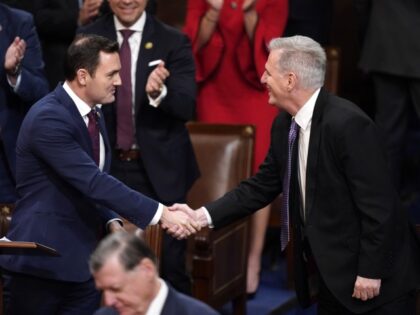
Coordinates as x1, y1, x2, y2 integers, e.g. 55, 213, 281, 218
184, 0, 288, 172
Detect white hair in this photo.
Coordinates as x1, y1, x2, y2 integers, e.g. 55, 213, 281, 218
269, 36, 326, 89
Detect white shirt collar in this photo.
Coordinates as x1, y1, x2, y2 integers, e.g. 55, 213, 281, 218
294, 88, 321, 130
62, 81, 95, 117
146, 278, 168, 315
113, 11, 146, 33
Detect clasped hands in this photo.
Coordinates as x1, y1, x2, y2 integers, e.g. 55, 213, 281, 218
160, 204, 208, 239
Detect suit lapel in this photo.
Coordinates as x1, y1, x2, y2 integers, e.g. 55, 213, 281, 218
135, 14, 156, 115
97, 107, 111, 171
55, 85, 95, 160
305, 88, 327, 219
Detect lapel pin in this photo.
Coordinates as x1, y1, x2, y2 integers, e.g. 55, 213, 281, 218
145, 42, 153, 49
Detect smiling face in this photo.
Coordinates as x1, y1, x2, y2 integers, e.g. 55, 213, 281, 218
83, 51, 121, 105
108, 0, 148, 27
260, 50, 292, 109
94, 255, 156, 315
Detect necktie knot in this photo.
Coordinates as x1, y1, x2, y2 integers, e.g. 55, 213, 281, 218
120, 29, 134, 41
87, 108, 99, 123
289, 119, 299, 143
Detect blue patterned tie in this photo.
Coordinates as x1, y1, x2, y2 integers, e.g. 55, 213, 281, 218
280, 119, 300, 251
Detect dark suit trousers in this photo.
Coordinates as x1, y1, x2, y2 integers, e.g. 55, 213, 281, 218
317, 274, 417, 315
372, 73, 420, 189
111, 156, 191, 295
2, 270, 100, 315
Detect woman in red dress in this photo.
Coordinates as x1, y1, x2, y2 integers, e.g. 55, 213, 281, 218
184, 0, 288, 295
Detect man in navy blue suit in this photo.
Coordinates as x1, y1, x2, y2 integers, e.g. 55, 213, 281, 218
78, 0, 199, 294
90, 232, 218, 315
0, 34, 197, 315
0, 3, 49, 208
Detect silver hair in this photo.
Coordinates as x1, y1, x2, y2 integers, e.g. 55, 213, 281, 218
268, 36, 326, 89
89, 231, 157, 273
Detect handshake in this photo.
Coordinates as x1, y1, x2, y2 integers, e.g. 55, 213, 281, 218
160, 204, 210, 239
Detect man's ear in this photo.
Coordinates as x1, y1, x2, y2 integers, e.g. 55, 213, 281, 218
138, 258, 156, 275
287, 72, 297, 91
76, 69, 89, 86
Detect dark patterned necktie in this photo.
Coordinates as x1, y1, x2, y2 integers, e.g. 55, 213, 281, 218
280, 119, 300, 251
87, 108, 100, 165
116, 29, 135, 150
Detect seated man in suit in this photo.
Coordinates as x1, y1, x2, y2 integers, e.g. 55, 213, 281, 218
90, 231, 218, 315
0, 34, 197, 315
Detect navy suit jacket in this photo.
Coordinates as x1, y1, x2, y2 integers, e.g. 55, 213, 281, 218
79, 13, 199, 203
94, 283, 219, 315
0, 3, 48, 202
206, 89, 420, 313
0, 84, 159, 282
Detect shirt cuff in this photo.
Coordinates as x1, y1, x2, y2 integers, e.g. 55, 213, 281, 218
148, 84, 167, 108
149, 203, 164, 225
201, 207, 214, 228
106, 218, 123, 230
7, 72, 22, 92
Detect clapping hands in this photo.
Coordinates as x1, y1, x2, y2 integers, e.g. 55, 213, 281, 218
4, 36, 26, 81
160, 204, 210, 239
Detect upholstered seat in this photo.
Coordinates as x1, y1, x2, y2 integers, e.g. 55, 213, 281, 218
186, 122, 255, 315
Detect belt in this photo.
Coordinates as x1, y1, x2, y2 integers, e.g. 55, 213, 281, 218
116, 149, 141, 161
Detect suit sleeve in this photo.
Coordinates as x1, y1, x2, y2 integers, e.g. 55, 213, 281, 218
206, 117, 284, 228
14, 11, 49, 102
336, 112, 398, 279
29, 108, 159, 229
157, 33, 197, 122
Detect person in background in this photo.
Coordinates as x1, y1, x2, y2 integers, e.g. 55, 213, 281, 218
90, 231, 219, 315
79, 0, 199, 295
283, 0, 333, 46
0, 34, 197, 315
171, 35, 420, 314
2, 0, 107, 89
183, 0, 288, 296
357, 0, 420, 192
0, 3, 48, 211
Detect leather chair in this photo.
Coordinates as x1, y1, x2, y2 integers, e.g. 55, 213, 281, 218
186, 122, 255, 315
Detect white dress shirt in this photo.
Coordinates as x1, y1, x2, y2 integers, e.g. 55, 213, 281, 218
146, 279, 169, 315
63, 82, 105, 170
294, 88, 320, 219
